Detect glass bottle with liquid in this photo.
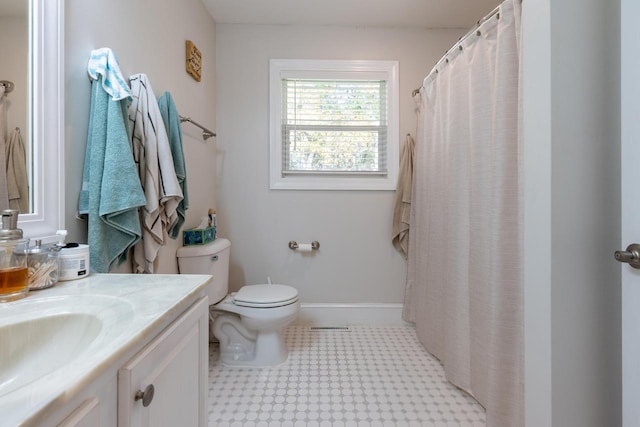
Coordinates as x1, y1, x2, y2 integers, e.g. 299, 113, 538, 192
0, 209, 29, 302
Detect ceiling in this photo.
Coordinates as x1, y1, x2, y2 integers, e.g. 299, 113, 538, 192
1, 1, 502, 28
202, 0, 502, 29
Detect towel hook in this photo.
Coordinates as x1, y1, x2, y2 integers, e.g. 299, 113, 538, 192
0, 81, 15, 94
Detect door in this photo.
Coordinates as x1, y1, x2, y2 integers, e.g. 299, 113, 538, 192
620, 0, 640, 424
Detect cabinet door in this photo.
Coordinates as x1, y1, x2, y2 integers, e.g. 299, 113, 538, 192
57, 398, 101, 427
118, 297, 209, 427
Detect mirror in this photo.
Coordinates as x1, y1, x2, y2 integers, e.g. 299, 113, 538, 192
4, 0, 64, 239
0, 0, 29, 212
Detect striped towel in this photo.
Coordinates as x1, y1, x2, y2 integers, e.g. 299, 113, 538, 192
87, 48, 131, 101
129, 74, 183, 273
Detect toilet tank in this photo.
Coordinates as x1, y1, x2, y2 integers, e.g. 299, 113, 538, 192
176, 238, 231, 304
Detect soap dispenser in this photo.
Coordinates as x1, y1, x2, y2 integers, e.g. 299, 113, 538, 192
0, 209, 23, 240
0, 209, 29, 302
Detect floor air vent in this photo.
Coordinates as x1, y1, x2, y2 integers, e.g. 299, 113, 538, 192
309, 326, 350, 331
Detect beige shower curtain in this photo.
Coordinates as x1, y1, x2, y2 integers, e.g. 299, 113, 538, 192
404, 1, 523, 426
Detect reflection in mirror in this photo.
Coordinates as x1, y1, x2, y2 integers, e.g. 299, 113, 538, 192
16, 0, 64, 240
0, 0, 30, 213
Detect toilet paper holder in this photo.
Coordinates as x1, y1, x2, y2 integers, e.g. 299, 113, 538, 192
288, 241, 320, 251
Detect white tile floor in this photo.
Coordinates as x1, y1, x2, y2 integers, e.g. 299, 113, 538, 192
208, 326, 486, 427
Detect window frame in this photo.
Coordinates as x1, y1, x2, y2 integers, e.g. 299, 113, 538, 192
269, 59, 399, 191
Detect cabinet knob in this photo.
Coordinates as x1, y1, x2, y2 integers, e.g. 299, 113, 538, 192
134, 384, 155, 407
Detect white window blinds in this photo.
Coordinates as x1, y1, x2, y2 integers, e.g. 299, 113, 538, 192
281, 79, 388, 175
269, 59, 398, 191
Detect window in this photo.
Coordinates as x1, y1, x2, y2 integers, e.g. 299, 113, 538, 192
269, 59, 399, 190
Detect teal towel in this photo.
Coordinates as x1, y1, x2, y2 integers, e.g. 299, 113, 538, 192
157, 92, 189, 239
78, 77, 146, 273
87, 48, 131, 101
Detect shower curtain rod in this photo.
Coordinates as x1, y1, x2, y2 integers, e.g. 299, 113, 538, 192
179, 115, 216, 141
411, 4, 501, 97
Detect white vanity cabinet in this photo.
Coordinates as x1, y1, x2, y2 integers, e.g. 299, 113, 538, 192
118, 297, 209, 427
4, 275, 214, 427
49, 296, 209, 427
48, 296, 209, 427
57, 397, 103, 427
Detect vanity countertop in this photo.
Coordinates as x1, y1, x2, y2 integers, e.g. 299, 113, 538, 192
0, 273, 212, 426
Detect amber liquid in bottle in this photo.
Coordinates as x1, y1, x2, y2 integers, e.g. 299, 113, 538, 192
0, 266, 29, 294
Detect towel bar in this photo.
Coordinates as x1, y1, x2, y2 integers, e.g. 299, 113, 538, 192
179, 115, 216, 141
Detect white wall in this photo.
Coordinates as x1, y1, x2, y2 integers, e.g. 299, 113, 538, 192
215, 24, 464, 302
523, 0, 622, 425
64, 0, 217, 273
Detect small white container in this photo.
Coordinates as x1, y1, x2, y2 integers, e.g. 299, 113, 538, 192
58, 244, 90, 281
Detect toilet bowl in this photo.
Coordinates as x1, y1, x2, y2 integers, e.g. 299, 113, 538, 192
176, 239, 299, 366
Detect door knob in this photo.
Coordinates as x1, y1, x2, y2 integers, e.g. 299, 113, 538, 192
615, 244, 640, 269
134, 384, 155, 407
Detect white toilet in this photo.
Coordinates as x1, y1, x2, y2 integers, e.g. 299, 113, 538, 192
176, 238, 299, 367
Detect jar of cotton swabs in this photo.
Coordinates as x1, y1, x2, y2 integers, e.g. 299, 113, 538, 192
26, 239, 59, 290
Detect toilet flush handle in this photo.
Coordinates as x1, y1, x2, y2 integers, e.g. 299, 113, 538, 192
211, 255, 219, 262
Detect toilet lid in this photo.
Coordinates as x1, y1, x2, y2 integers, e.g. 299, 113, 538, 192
233, 284, 298, 308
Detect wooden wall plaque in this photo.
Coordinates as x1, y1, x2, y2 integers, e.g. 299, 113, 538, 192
186, 40, 202, 82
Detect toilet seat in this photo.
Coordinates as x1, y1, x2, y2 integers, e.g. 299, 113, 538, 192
232, 284, 298, 308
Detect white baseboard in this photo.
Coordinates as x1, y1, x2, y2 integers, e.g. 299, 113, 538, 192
293, 303, 410, 326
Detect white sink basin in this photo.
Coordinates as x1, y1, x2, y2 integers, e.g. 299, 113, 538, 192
0, 312, 102, 396
0, 294, 134, 398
